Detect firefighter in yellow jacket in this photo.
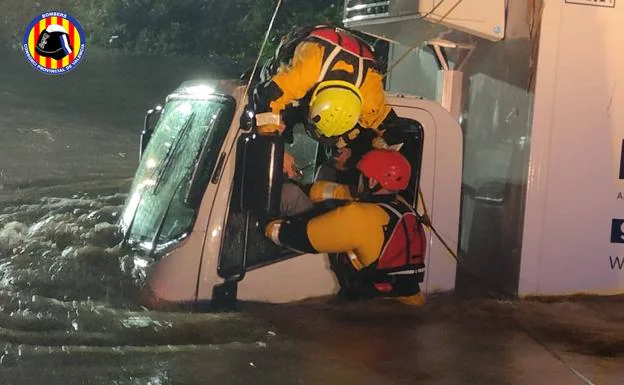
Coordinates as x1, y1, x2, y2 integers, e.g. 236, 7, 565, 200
265, 149, 427, 305
253, 25, 421, 204
253, 24, 391, 151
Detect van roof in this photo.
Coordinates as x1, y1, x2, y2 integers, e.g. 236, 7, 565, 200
169, 78, 246, 100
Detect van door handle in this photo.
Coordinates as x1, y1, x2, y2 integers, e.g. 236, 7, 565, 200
211, 152, 226, 184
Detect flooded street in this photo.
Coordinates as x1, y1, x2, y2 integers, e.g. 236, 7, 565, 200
0, 41, 623, 384
4, 179, 622, 383
0, 183, 622, 384
0, 183, 274, 383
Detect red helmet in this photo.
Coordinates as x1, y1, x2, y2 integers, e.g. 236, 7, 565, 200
357, 149, 411, 191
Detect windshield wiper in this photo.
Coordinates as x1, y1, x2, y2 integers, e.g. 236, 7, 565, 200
152, 112, 196, 194
184, 110, 224, 204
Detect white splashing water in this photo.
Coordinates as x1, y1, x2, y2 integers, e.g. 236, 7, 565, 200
0, 192, 140, 304
0, 190, 271, 362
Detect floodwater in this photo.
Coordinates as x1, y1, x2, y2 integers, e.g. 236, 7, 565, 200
0, 45, 623, 384
0, 166, 622, 385
0, 187, 622, 385
0, 184, 275, 383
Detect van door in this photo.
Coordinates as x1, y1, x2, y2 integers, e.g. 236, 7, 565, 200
210, 97, 461, 304
217, 124, 322, 279
388, 95, 463, 294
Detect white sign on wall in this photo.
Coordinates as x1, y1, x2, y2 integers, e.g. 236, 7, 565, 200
612, 141, 624, 274
520, 0, 624, 295
565, 0, 616, 8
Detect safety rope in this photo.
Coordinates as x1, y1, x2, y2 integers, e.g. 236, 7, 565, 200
417, 189, 461, 263
415, 187, 521, 299
243, 0, 283, 99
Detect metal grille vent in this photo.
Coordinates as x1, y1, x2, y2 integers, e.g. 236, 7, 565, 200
344, 0, 390, 23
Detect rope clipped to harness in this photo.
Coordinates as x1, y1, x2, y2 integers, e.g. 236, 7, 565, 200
416, 189, 461, 264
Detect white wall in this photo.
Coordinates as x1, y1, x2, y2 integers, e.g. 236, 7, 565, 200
520, 0, 624, 295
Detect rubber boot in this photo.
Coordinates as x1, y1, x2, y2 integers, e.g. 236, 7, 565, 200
395, 291, 426, 306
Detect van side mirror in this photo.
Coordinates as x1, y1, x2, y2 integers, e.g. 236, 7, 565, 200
235, 133, 284, 217
141, 104, 162, 159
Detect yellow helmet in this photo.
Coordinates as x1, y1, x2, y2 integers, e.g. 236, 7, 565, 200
308, 80, 363, 138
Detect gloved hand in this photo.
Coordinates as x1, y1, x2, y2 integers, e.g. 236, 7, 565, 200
256, 112, 285, 135
264, 219, 284, 245
372, 136, 403, 151
333, 147, 351, 171
257, 123, 286, 135
372, 136, 389, 149
283, 151, 301, 180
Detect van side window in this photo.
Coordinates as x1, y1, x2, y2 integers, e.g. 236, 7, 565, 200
287, 124, 321, 184
218, 124, 321, 278
396, 118, 424, 207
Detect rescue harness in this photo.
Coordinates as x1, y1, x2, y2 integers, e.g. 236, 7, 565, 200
331, 198, 427, 299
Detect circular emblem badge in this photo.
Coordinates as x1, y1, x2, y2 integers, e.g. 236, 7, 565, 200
22, 12, 86, 75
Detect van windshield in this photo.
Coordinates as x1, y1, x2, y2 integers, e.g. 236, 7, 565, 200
120, 95, 235, 249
